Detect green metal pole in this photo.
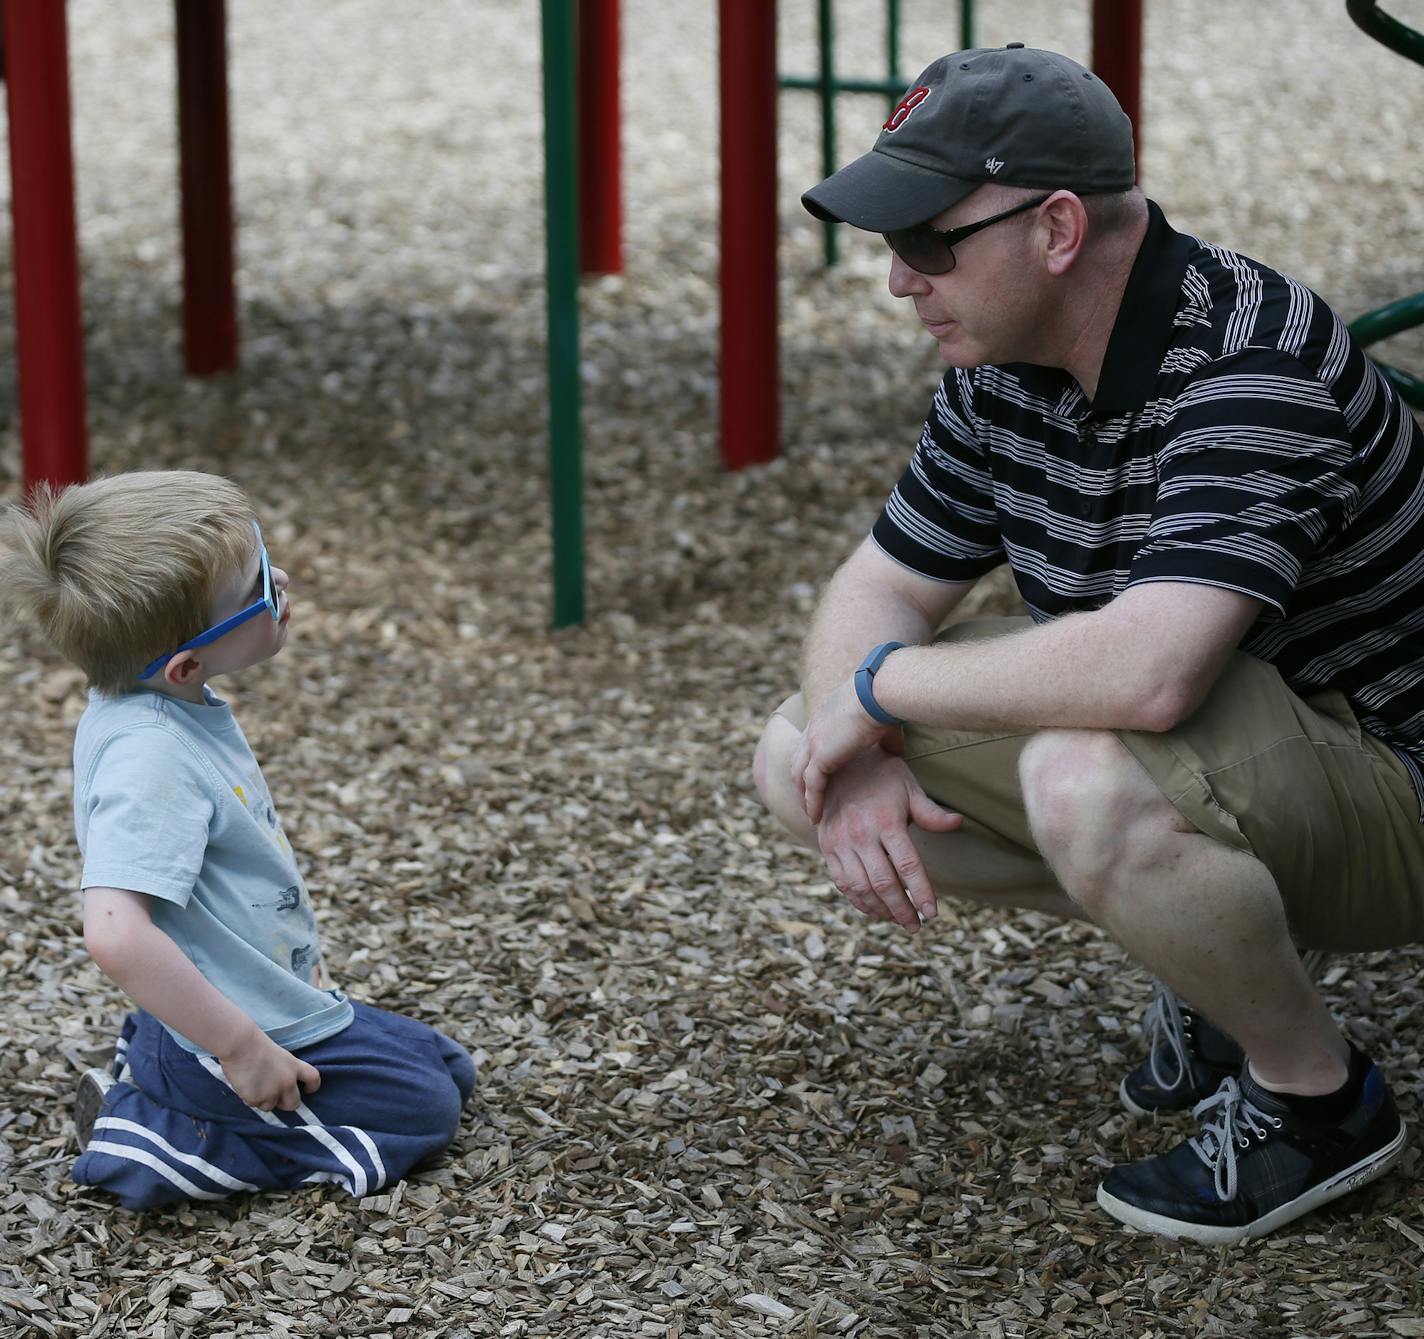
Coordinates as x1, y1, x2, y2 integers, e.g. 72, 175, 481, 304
818, 0, 838, 265
1350, 292, 1424, 408
1350, 292, 1424, 346
1346, 0, 1424, 65
961, 0, 975, 49
781, 74, 909, 94
541, 0, 584, 627
886, 0, 902, 109
1380, 365, 1424, 407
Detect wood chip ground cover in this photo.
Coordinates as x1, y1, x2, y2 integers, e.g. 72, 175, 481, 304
1, 2, 1422, 1335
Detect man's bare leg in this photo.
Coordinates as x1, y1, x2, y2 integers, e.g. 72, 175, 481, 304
1019, 729, 1350, 1096
754, 712, 1082, 921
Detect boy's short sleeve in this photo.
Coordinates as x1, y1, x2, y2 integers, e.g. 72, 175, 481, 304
78, 728, 215, 905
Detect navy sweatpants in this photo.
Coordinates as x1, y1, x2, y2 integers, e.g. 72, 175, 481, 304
72, 1001, 476, 1210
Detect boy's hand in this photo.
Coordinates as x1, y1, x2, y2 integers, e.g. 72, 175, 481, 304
219, 1029, 321, 1112
83, 887, 323, 1111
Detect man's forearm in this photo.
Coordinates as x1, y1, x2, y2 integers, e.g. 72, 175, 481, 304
803, 588, 931, 711
868, 610, 1147, 732
868, 583, 1264, 735
801, 545, 964, 710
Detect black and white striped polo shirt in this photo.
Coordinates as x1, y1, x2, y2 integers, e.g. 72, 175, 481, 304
872, 200, 1424, 800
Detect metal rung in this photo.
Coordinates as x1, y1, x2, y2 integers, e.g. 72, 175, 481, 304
1347, 0, 1424, 64
780, 74, 911, 95
779, 1, 975, 266
1350, 292, 1424, 346
1378, 365, 1424, 407
1345, 1, 1424, 408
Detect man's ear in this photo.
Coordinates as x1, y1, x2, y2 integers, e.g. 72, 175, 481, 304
1040, 190, 1089, 277
163, 652, 205, 688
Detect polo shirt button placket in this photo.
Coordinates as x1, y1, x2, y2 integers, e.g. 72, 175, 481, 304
1076, 421, 1096, 518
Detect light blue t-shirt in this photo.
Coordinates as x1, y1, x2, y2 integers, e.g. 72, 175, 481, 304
73, 687, 352, 1055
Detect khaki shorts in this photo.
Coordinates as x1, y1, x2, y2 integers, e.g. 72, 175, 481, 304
777, 618, 1424, 950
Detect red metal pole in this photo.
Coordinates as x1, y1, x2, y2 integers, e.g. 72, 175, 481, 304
3, 0, 88, 490
718, 0, 779, 469
175, 0, 239, 375
1092, 0, 1143, 163
577, 0, 622, 275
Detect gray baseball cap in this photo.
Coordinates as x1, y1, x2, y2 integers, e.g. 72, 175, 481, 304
802, 44, 1136, 231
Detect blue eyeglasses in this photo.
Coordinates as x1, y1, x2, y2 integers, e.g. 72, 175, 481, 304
137, 521, 278, 681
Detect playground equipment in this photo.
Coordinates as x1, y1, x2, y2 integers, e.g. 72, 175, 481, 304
2, 2, 1146, 628
780, 1, 1142, 267
716, 0, 1143, 487
778, 0, 956, 268
0, 0, 615, 628
1, 0, 88, 489
1344, 0, 1424, 408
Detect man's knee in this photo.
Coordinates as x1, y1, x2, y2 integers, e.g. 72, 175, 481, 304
750, 717, 780, 809
1020, 729, 1176, 905
753, 712, 816, 847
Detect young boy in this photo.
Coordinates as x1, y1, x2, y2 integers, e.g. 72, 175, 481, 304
1, 470, 475, 1210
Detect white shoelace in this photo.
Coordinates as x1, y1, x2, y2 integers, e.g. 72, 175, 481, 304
1187, 1076, 1283, 1202
1142, 981, 1195, 1091
1143, 952, 1329, 1094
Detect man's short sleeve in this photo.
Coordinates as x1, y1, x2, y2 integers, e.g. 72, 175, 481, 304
77, 728, 215, 904
1128, 349, 1361, 614
871, 369, 1006, 582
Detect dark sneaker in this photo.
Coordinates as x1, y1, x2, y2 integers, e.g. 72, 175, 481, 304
74, 1069, 116, 1152
1120, 951, 1332, 1116
1119, 982, 1243, 1116
1098, 1051, 1407, 1243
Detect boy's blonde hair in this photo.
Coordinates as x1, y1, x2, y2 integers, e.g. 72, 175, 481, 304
0, 471, 257, 695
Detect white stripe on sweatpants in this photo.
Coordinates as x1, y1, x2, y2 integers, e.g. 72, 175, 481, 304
83, 1140, 228, 1201
93, 1116, 260, 1193
297, 1100, 389, 1193
197, 1055, 372, 1196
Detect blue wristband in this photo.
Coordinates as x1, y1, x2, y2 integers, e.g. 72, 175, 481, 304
853, 641, 906, 727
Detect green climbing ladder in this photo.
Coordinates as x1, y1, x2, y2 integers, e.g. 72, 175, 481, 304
1345, 0, 1424, 408
780, 1, 975, 266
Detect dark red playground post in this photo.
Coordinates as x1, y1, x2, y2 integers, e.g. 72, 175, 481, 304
1092, 0, 1143, 161
3, 0, 88, 490
718, 1, 779, 470
578, 0, 622, 275
175, 0, 239, 376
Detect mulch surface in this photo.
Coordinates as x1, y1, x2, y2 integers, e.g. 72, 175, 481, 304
2, 2, 1422, 1335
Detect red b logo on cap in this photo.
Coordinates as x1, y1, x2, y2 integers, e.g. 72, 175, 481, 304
883, 86, 930, 132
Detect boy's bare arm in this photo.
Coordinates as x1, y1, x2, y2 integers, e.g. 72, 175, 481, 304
82, 887, 320, 1111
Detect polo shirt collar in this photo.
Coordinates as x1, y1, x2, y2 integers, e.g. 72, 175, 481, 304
1089, 198, 1193, 415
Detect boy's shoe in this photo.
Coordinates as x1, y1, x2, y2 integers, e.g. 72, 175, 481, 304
1119, 982, 1243, 1116
1119, 951, 1332, 1116
1098, 1052, 1406, 1244
74, 1069, 116, 1152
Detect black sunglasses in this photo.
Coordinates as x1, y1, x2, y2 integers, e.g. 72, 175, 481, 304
883, 193, 1053, 275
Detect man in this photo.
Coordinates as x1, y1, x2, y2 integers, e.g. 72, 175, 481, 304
753, 43, 1422, 1243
